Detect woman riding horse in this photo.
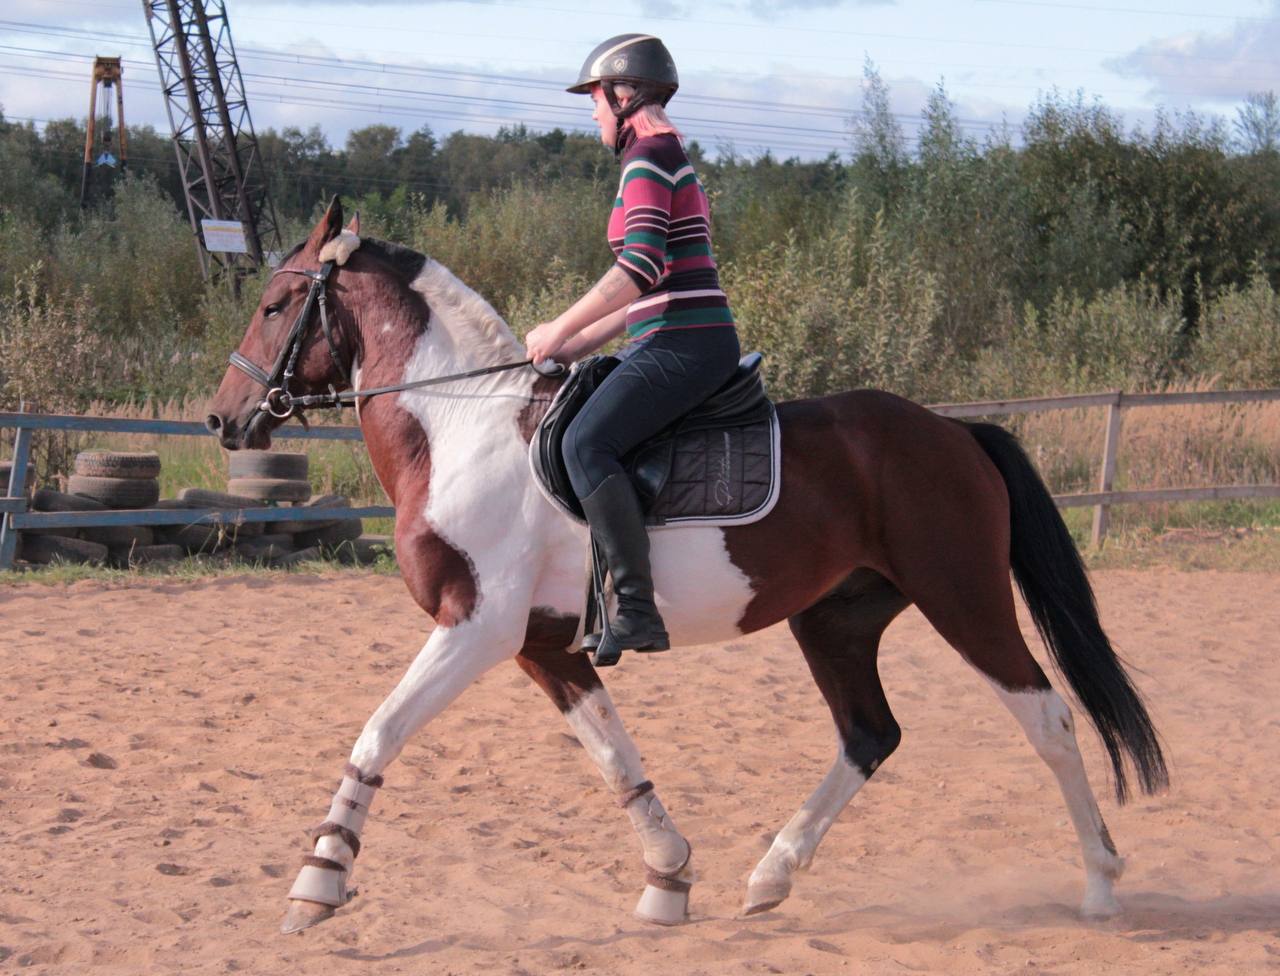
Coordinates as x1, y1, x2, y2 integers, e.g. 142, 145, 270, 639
524, 34, 741, 665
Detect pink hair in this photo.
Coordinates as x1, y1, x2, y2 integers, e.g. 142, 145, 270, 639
625, 102, 683, 142
594, 81, 683, 142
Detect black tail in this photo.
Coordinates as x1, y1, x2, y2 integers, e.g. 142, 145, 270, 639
968, 422, 1168, 804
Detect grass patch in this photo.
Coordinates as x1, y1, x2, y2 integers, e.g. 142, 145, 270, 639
0, 550, 400, 586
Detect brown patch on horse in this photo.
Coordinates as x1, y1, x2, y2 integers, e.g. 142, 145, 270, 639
517, 373, 566, 444
339, 242, 479, 627
516, 608, 598, 714
723, 394, 887, 634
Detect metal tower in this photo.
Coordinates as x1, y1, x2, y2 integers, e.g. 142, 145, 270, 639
80, 56, 129, 209
143, 0, 282, 280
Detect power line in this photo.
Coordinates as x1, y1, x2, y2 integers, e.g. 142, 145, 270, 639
976, 0, 1275, 20
0, 61, 853, 157
0, 26, 1033, 142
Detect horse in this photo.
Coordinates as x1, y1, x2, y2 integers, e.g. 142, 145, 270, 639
206, 198, 1167, 936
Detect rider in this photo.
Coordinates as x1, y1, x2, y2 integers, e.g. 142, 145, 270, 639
524, 34, 741, 660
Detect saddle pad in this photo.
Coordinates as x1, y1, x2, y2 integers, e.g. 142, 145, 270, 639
630, 412, 781, 528
529, 356, 783, 529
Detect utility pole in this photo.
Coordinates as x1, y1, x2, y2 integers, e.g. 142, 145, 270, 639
79, 56, 128, 209
143, 0, 282, 282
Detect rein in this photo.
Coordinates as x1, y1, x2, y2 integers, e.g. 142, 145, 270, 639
228, 258, 563, 422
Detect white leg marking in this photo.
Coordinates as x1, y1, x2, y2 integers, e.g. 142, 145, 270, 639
303, 611, 529, 900
992, 685, 1124, 917
351, 614, 527, 774
746, 753, 867, 911
564, 686, 690, 875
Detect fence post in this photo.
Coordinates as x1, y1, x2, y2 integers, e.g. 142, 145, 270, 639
0, 414, 33, 571
1091, 393, 1124, 547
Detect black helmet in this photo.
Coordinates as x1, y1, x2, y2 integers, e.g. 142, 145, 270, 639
567, 34, 678, 100
568, 35, 678, 156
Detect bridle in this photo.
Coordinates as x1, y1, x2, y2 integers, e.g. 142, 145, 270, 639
227, 257, 563, 426
229, 260, 346, 421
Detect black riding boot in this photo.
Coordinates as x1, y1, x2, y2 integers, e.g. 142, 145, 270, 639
579, 473, 670, 664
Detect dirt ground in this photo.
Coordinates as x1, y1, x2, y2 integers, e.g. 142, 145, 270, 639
2, 569, 1278, 975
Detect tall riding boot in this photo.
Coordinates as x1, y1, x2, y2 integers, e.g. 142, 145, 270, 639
579, 473, 670, 664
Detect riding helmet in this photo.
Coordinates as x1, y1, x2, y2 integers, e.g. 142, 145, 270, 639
567, 34, 679, 104
568, 34, 679, 154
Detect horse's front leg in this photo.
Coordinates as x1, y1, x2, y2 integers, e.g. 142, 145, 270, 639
517, 632, 693, 925
281, 610, 524, 934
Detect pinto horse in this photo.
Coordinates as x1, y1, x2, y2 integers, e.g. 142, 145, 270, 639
206, 199, 1167, 935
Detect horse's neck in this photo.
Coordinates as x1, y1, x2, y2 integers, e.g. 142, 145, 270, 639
355, 258, 534, 494
404, 258, 526, 378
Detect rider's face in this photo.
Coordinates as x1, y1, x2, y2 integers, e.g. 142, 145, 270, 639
591, 86, 615, 148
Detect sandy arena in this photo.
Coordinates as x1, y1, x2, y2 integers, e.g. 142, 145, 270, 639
2, 568, 1278, 975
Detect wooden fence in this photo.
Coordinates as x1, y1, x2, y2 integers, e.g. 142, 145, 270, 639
3, 386, 1279, 569
0, 412, 392, 571
929, 387, 1280, 545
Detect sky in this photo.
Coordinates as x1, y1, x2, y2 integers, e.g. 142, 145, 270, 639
0, 0, 1276, 160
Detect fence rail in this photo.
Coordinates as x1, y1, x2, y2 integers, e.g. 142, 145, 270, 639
0, 411, 391, 570
928, 387, 1280, 544
3, 386, 1279, 569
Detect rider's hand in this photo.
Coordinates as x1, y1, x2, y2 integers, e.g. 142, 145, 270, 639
525, 320, 566, 364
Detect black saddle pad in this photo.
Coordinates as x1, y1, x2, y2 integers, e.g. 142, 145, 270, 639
530, 352, 780, 526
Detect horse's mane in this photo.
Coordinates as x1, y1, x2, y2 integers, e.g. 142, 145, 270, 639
280, 234, 522, 362
361, 237, 430, 283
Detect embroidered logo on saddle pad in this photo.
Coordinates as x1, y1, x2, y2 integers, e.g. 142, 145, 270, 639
530, 353, 782, 529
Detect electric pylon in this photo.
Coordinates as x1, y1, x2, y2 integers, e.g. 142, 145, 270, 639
143, 0, 283, 281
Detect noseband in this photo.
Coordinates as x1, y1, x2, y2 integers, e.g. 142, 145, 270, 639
228, 260, 349, 421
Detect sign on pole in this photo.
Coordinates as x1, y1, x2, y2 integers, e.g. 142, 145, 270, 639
200, 219, 249, 254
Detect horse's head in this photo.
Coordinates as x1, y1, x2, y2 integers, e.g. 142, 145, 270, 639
206, 197, 362, 450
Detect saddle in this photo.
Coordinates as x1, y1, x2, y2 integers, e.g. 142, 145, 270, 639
530, 352, 781, 528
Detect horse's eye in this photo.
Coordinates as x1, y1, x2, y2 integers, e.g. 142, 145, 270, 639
265, 304, 282, 318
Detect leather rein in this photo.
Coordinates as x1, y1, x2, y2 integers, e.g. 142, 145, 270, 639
227, 259, 562, 424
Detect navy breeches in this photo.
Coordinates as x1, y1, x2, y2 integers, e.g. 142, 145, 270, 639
563, 327, 741, 499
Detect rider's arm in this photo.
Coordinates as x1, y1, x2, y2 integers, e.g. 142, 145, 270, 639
527, 149, 674, 362
557, 307, 628, 361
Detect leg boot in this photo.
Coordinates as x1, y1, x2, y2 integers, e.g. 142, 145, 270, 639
579, 473, 670, 663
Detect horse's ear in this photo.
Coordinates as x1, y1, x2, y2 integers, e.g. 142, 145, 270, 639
305, 195, 344, 254
346, 211, 360, 236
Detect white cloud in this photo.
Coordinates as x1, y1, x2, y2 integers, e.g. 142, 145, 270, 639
1106, 4, 1280, 103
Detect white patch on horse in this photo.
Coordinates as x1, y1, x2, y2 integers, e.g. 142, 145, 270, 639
382, 257, 750, 640
398, 259, 584, 623
319, 229, 361, 265
651, 527, 754, 646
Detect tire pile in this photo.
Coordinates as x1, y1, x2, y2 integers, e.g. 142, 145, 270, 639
12, 450, 391, 570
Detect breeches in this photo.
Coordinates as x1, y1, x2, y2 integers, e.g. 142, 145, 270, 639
563, 326, 741, 499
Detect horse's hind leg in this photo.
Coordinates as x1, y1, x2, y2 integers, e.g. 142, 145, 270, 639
744, 569, 910, 915
886, 514, 1125, 916
518, 628, 694, 925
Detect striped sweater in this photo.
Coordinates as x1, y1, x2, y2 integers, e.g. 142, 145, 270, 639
609, 133, 736, 340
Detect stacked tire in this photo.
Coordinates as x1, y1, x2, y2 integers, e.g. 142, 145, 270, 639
65, 451, 173, 567
227, 450, 311, 502
17, 452, 175, 568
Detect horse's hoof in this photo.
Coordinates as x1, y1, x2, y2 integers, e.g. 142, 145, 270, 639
1080, 892, 1122, 919
741, 879, 791, 917
634, 884, 689, 926
281, 898, 337, 934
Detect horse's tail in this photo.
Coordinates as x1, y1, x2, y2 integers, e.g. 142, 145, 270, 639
967, 421, 1168, 804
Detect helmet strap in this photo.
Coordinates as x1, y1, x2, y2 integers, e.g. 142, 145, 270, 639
605, 81, 656, 158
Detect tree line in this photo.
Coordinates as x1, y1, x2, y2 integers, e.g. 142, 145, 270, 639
0, 70, 1277, 410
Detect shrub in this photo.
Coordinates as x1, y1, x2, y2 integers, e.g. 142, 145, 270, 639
1187, 268, 1280, 387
